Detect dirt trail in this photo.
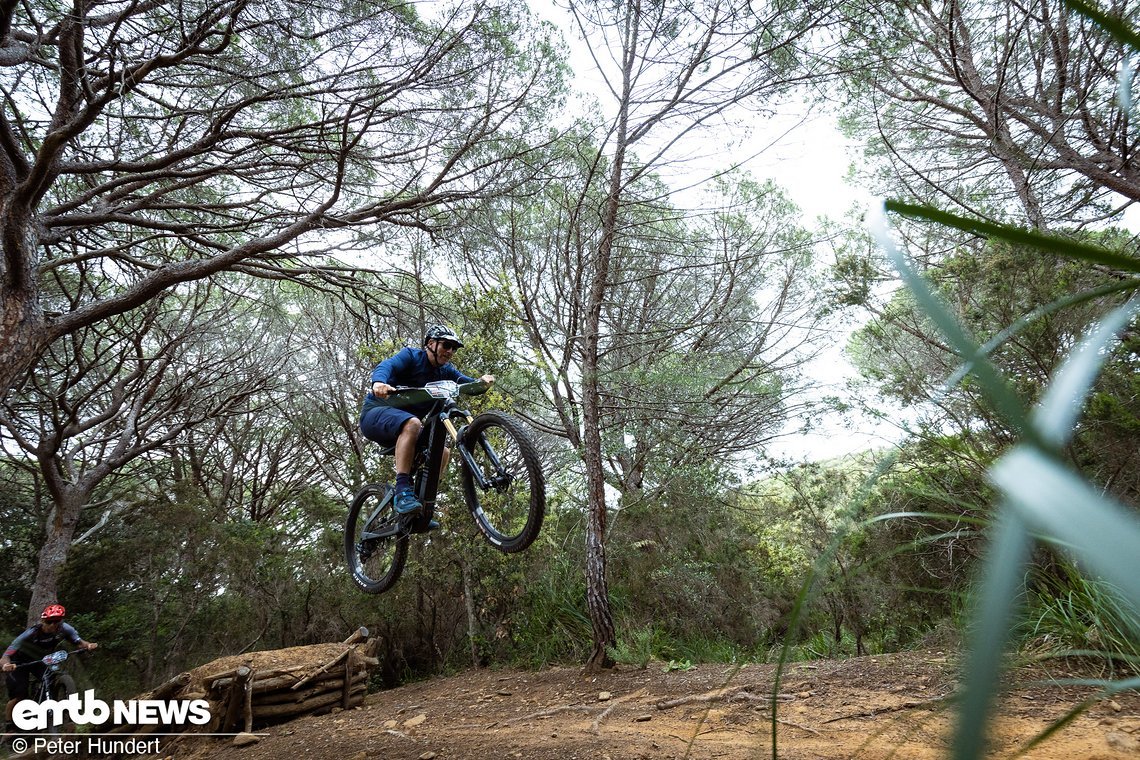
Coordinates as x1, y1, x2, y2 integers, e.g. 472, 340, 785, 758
172, 651, 1138, 760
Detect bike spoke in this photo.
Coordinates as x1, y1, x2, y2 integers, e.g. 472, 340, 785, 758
462, 412, 545, 553
345, 484, 407, 594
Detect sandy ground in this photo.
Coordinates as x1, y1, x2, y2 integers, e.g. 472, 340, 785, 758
158, 651, 1139, 760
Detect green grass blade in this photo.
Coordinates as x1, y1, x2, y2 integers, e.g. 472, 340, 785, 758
1028, 649, 1140, 667
1118, 52, 1135, 113
1063, 0, 1140, 52
767, 447, 901, 759
867, 199, 1140, 760
870, 203, 1036, 440
884, 200, 1140, 274
944, 280, 1140, 391
1013, 676, 1140, 757
1045, 676, 1140, 689
866, 510, 992, 528
990, 447, 1140, 605
952, 511, 1033, 760
1032, 296, 1140, 447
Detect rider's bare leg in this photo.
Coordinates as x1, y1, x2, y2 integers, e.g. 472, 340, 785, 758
394, 417, 423, 478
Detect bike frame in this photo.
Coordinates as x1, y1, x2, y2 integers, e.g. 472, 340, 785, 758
12, 650, 68, 703
34, 663, 59, 702
415, 397, 469, 516
371, 381, 487, 535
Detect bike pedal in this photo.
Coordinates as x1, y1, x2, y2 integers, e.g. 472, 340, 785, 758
399, 510, 421, 535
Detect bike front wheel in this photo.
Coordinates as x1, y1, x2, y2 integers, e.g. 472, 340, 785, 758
460, 411, 545, 553
345, 483, 408, 594
53, 674, 75, 700
37, 674, 76, 733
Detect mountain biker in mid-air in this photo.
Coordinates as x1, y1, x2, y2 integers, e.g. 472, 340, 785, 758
2, 604, 98, 731
359, 325, 495, 526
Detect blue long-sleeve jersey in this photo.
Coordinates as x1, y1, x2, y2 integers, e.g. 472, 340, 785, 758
360, 347, 476, 417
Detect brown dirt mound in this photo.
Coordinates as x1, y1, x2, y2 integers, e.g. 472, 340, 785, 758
180, 643, 356, 696
166, 651, 1139, 760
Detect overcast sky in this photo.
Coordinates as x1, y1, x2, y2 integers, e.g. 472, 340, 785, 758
526, 0, 894, 464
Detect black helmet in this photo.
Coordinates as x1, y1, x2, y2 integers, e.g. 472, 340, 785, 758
423, 324, 464, 347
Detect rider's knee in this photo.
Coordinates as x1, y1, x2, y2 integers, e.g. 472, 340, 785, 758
401, 417, 423, 437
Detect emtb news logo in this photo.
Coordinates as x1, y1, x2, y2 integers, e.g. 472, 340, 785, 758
12, 689, 211, 730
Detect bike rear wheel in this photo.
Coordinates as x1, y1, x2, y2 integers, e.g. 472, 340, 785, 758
345, 483, 408, 594
460, 411, 545, 553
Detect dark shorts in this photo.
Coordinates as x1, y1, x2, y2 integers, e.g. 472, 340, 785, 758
360, 406, 418, 447
360, 407, 446, 459
4, 663, 42, 701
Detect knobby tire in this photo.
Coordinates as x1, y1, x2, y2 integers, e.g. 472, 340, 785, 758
38, 674, 77, 734
345, 483, 408, 594
460, 411, 545, 553
54, 674, 75, 700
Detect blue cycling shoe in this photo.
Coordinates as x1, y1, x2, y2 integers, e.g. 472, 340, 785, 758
414, 519, 441, 533
393, 487, 422, 516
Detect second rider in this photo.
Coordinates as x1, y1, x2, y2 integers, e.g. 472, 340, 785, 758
359, 325, 495, 523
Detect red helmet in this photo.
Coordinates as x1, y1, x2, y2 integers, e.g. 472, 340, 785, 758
41, 604, 66, 620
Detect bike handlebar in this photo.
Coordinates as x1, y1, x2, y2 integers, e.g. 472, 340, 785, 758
374, 380, 489, 407
5, 650, 71, 670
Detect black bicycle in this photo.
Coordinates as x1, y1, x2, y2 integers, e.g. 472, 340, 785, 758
5, 651, 77, 737
345, 380, 545, 594
25, 650, 76, 703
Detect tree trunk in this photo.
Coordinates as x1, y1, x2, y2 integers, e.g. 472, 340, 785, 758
27, 492, 85, 623
0, 295, 44, 398
461, 558, 480, 667
0, 206, 48, 400
580, 0, 640, 674
4, 208, 78, 624
582, 246, 618, 671
582, 481, 616, 672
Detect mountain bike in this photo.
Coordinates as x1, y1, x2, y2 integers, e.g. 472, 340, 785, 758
18, 650, 76, 705
4, 651, 78, 739
345, 380, 545, 594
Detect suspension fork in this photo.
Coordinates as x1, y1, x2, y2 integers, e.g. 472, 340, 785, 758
447, 409, 489, 487
454, 414, 510, 490
37, 670, 54, 701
